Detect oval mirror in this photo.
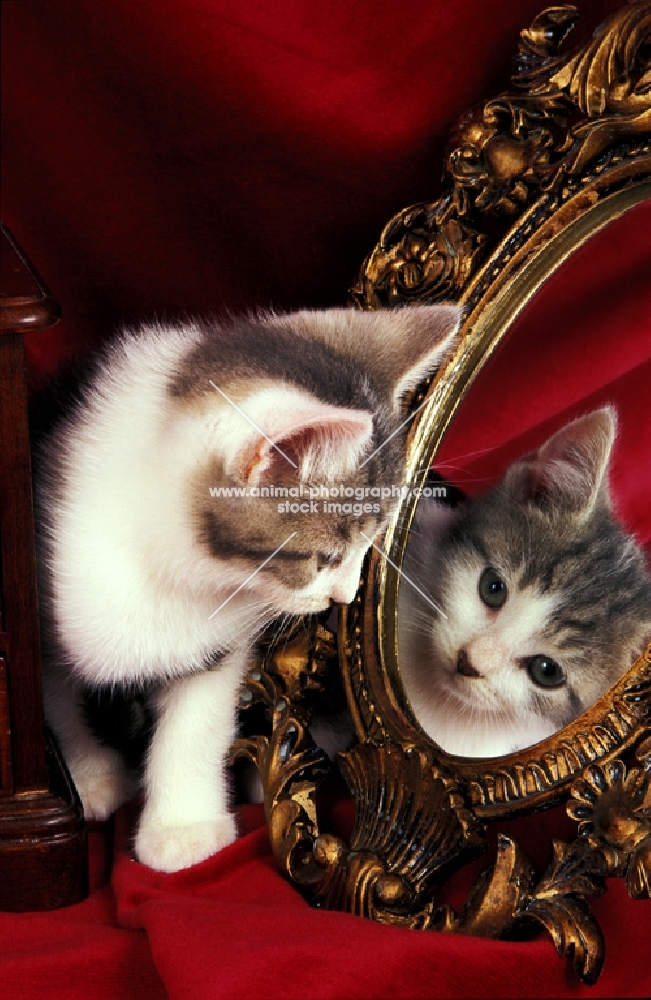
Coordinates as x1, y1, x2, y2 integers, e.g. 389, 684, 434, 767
396, 202, 651, 759
238, 3, 651, 985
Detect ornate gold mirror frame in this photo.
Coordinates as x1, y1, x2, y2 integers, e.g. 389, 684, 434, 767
231, 2, 651, 985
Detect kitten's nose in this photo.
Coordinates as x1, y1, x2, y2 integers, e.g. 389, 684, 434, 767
457, 649, 481, 678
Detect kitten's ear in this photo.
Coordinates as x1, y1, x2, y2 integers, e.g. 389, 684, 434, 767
376, 304, 462, 411
279, 304, 462, 413
224, 387, 374, 485
503, 408, 616, 516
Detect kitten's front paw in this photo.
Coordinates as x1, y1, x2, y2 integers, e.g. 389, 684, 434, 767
134, 815, 238, 871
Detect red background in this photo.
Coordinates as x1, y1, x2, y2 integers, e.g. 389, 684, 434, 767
1, 2, 650, 998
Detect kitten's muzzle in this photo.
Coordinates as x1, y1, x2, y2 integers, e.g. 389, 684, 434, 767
456, 649, 481, 678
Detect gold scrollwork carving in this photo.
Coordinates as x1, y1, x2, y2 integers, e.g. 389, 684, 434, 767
464, 652, 651, 813
238, 605, 650, 984
568, 748, 651, 899
229, 617, 338, 889
237, 4, 651, 987
319, 741, 485, 918
350, 2, 651, 310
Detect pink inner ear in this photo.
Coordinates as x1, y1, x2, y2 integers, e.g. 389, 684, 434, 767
514, 411, 615, 512
238, 401, 373, 486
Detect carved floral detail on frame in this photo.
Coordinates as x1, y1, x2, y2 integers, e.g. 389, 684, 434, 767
232, 3, 651, 987
350, 1, 651, 310
233, 615, 651, 985
568, 750, 651, 898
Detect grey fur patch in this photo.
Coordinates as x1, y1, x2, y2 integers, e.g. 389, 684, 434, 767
180, 315, 417, 592
169, 316, 384, 413
404, 478, 651, 735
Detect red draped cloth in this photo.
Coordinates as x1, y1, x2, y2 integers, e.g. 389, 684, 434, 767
1, 2, 649, 997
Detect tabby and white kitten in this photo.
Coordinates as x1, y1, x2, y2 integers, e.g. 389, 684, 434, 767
398, 409, 651, 757
35, 304, 460, 871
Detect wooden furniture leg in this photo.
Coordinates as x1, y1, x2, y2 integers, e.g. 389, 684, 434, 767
0, 223, 87, 910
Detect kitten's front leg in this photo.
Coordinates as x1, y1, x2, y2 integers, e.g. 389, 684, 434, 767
42, 662, 138, 820
134, 649, 247, 872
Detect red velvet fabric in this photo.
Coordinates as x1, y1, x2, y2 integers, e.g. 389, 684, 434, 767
1, 2, 650, 998
436, 206, 651, 549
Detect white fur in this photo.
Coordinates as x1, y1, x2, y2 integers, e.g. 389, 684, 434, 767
214, 385, 374, 484
399, 557, 561, 757
42, 662, 139, 819
38, 300, 464, 869
40, 325, 271, 854
44, 328, 373, 686
46, 326, 260, 685
134, 649, 247, 871
396, 409, 625, 759
40, 310, 459, 870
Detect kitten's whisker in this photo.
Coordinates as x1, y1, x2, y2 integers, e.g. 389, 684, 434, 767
360, 532, 448, 619
406, 608, 437, 624
358, 395, 431, 470
434, 442, 510, 465
208, 533, 297, 620
404, 609, 440, 633
427, 463, 493, 484
208, 380, 298, 469
402, 623, 436, 640
270, 612, 293, 648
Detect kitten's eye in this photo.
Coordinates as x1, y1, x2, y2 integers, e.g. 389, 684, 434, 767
317, 552, 342, 571
479, 568, 508, 610
525, 655, 565, 688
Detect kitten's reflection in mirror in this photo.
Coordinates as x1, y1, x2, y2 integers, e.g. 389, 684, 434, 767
398, 409, 651, 758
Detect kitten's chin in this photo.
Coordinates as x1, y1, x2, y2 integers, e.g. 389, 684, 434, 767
436, 669, 488, 711
442, 675, 519, 721
275, 597, 332, 615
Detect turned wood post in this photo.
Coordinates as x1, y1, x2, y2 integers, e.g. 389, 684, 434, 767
0, 223, 87, 910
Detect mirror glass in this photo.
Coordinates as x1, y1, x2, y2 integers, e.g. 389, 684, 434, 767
396, 201, 651, 758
